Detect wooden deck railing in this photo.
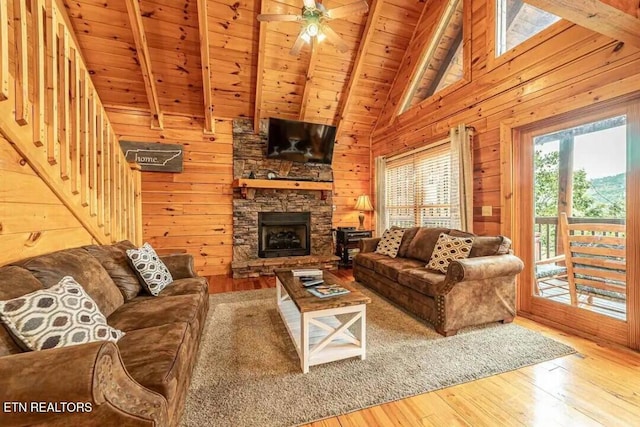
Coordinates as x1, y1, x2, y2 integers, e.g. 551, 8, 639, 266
535, 216, 625, 260
0, 0, 141, 245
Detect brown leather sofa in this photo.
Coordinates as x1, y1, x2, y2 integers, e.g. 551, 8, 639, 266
354, 227, 524, 336
0, 241, 208, 426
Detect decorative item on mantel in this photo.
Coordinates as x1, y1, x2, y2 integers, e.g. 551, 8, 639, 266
354, 195, 374, 230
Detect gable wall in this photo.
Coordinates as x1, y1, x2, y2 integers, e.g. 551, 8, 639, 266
372, 0, 640, 236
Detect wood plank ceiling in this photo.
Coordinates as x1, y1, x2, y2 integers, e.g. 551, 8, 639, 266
62, 0, 425, 139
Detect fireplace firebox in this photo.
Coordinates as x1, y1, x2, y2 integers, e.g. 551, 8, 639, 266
258, 212, 311, 258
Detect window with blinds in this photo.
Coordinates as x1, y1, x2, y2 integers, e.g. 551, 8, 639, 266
385, 143, 452, 228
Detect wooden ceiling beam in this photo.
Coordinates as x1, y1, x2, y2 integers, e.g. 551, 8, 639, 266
197, 0, 215, 134
525, 0, 640, 48
124, 0, 163, 130
334, 0, 383, 139
299, 39, 320, 122
599, 0, 640, 17
254, 0, 268, 134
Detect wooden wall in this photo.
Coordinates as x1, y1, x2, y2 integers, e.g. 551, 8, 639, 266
107, 109, 369, 275
372, 0, 640, 236
106, 110, 234, 276
332, 135, 373, 230
0, 135, 94, 266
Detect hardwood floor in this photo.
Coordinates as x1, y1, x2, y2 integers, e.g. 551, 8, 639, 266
206, 270, 640, 426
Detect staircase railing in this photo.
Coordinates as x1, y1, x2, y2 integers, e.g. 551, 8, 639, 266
0, 0, 142, 245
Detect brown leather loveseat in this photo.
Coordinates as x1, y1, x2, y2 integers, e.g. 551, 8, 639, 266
354, 227, 524, 336
0, 241, 208, 426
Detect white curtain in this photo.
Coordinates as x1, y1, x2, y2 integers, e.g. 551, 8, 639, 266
449, 124, 474, 232
374, 156, 387, 236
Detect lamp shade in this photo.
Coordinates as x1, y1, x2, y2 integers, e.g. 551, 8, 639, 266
354, 195, 374, 211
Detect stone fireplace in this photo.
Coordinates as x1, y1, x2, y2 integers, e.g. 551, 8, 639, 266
258, 212, 310, 258
231, 119, 339, 278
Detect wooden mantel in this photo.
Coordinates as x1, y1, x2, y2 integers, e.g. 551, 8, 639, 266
232, 178, 333, 200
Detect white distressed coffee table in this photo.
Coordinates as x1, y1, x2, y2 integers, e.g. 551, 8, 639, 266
275, 270, 371, 373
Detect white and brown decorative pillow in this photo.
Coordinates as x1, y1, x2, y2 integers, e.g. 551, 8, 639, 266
375, 228, 406, 258
427, 233, 474, 273
126, 243, 173, 296
0, 276, 124, 351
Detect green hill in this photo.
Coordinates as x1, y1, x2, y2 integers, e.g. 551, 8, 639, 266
588, 173, 625, 206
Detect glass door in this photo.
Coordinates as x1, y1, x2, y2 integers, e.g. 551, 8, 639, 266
532, 115, 627, 320
514, 100, 640, 347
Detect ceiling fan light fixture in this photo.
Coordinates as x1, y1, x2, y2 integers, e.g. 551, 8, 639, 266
306, 22, 319, 37
258, 0, 368, 55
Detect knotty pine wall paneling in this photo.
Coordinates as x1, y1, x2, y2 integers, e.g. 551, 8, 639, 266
107, 110, 234, 276
372, 0, 640, 237
107, 108, 370, 274
332, 135, 373, 230
0, 135, 94, 266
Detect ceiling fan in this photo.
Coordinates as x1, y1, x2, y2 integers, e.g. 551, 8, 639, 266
257, 0, 369, 56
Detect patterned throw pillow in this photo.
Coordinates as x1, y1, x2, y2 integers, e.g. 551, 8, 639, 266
126, 243, 173, 296
375, 228, 406, 258
0, 276, 124, 351
427, 233, 474, 273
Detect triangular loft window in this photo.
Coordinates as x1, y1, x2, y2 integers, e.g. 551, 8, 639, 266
400, 0, 465, 114
496, 0, 560, 57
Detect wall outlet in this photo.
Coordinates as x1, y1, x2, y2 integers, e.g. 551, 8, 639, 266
481, 205, 493, 217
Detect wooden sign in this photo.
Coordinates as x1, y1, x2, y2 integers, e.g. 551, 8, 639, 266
119, 141, 183, 172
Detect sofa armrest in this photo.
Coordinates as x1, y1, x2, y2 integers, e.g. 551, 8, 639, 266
446, 254, 524, 283
359, 238, 381, 253
0, 342, 167, 426
161, 253, 197, 279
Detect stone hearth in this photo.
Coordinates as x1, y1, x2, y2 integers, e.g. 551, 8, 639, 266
231, 119, 339, 278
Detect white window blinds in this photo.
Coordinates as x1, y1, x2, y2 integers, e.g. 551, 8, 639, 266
385, 143, 453, 229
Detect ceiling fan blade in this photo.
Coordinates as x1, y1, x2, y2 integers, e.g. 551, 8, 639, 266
326, 1, 369, 19
321, 24, 349, 53
302, 0, 316, 9
257, 14, 301, 22
290, 32, 307, 56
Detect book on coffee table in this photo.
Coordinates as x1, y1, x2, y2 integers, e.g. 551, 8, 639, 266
291, 268, 323, 278
307, 284, 350, 298
300, 278, 324, 287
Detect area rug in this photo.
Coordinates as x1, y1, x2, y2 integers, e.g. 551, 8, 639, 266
182, 285, 575, 427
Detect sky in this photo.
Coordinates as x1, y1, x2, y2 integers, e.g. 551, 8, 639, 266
535, 124, 626, 179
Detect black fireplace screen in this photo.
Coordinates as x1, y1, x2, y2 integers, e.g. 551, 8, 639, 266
258, 212, 311, 258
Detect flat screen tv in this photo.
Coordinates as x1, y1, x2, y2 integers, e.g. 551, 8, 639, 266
267, 118, 336, 164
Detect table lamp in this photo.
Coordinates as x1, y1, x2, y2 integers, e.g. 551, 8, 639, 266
354, 195, 374, 230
